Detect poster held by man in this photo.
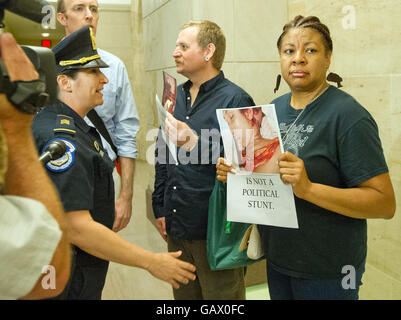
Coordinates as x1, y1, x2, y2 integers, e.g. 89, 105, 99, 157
162, 71, 177, 114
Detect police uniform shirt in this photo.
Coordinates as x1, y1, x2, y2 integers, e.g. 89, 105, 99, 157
32, 100, 115, 232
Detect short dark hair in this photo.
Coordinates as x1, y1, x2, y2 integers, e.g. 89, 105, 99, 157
61, 68, 80, 79
57, 68, 79, 97
277, 15, 333, 54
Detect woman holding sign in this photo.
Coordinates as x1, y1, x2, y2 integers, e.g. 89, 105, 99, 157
217, 15, 395, 300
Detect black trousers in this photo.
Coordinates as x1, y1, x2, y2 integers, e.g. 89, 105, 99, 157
66, 259, 109, 300
49, 248, 109, 300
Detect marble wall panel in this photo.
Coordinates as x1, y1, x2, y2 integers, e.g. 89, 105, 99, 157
223, 62, 289, 106
142, 0, 169, 18
391, 75, 401, 115
97, 6, 133, 48
143, 0, 192, 71
340, 76, 392, 155
233, 0, 287, 62
192, 0, 235, 62
288, 0, 306, 19
389, 113, 401, 183
287, 0, 401, 77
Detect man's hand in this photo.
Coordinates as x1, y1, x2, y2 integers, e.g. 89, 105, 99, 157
112, 157, 135, 232
156, 217, 167, 242
113, 196, 132, 232
147, 251, 196, 289
165, 113, 198, 149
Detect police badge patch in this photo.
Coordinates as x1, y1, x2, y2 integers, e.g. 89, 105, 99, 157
43, 138, 76, 173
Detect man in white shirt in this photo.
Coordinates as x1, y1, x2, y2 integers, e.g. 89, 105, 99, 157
57, 0, 140, 232
0, 33, 70, 300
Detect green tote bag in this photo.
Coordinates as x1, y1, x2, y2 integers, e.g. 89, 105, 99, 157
207, 179, 264, 270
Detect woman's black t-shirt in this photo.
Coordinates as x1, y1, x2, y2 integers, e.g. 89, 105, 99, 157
259, 85, 388, 279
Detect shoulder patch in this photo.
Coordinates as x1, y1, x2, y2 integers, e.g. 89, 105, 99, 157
54, 114, 76, 135
44, 138, 76, 173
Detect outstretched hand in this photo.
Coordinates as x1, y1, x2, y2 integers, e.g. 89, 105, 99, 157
156, 217, 167, 242
148, 251, 196, 289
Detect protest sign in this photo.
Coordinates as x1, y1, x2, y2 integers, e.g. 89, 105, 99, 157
156, 94, 177, 163
217, 105, 298, 228
162, 71, 177, 114
227, 173, 298, 228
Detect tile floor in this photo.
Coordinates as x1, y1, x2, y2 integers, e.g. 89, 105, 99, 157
246, 283, 269, 300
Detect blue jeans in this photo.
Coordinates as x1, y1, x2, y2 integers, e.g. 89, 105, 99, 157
266, 261, 365, 300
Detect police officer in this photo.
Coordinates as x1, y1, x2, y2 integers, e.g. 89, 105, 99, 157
32, 26, 196, 300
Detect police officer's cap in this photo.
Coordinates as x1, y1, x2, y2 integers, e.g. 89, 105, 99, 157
53, 26, 108, 75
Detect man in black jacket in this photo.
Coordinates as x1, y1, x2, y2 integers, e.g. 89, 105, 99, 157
152, 20, 255, 300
